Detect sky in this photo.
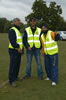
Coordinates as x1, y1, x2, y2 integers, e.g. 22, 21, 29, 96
0, 0, 66, 23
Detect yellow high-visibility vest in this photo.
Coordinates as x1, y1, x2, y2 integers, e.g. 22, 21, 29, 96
25, 26, 41, 48
9, 27, 23, 49
41, 30, 58, 55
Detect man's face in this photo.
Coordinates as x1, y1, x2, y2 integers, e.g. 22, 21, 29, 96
42, 26, 48, 32
30, 19, 36, 27
15, 19, 22, 27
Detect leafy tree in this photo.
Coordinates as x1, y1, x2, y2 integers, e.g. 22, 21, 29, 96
47, 2, 62, 30
25, 0, 66, 30
25, 0, 48, 26
0, 18, 25, 33
56, 17, 66, 31
0, 18, 7, 33
3, 21, 12, 33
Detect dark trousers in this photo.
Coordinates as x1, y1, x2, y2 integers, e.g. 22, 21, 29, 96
44, 54, 58, 83
9, 51, 21, 84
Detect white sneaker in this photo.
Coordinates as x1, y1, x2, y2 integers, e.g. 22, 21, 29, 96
52, 82, 56, 86
45, 77, 50, 80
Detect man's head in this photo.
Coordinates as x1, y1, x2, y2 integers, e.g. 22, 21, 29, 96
41, 24, 48, 33
12, 18, 22, 27
29, 17, 37, 28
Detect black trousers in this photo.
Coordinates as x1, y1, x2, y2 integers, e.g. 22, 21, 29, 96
9, 51, 21, 84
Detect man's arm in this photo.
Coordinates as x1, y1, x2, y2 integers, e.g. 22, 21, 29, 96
8, 29, 19, 48
40, 37, 44, 55
51, 32, 60, 41
8, 29, 22, 53
23, 30, 30, 49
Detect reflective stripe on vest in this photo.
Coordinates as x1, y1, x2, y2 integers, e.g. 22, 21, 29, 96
25, 27, 41, 48
41, 30, 58, 55
9, 27, 23, 49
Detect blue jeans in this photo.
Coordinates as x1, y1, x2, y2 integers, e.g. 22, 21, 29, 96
26, 49, 43, 78
44, 54, 58, 83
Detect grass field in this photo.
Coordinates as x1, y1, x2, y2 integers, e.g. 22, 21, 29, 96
0, 34, 66, 100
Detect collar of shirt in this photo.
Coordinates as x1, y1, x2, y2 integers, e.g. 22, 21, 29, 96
30, 26, 36, 34
13, 25, 21, 30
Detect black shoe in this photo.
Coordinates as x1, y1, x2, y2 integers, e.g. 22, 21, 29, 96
16, 77, 21, 81
40, 76, 44, 80
22, 75, 30, 80
10, 82, 16, 87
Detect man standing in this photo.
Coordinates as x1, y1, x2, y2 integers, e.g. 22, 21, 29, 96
40, 24, 60, 86
23, 17, 43, 79
8, 18, 23, 87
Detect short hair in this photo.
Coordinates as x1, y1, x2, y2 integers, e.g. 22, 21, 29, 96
29, 17, 36, 22
41, 23, 48, 28
12, 18, 20, 23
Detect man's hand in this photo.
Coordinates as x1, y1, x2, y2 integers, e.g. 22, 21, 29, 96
17, 48, 22, 54
28, 47, 32, 51
55, 32, 59, 35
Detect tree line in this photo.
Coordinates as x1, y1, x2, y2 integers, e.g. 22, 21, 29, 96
0, 18, 25, 33
0, 0, 66, 33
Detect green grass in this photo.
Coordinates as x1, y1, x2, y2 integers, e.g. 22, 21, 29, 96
0, 34, 66, 100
